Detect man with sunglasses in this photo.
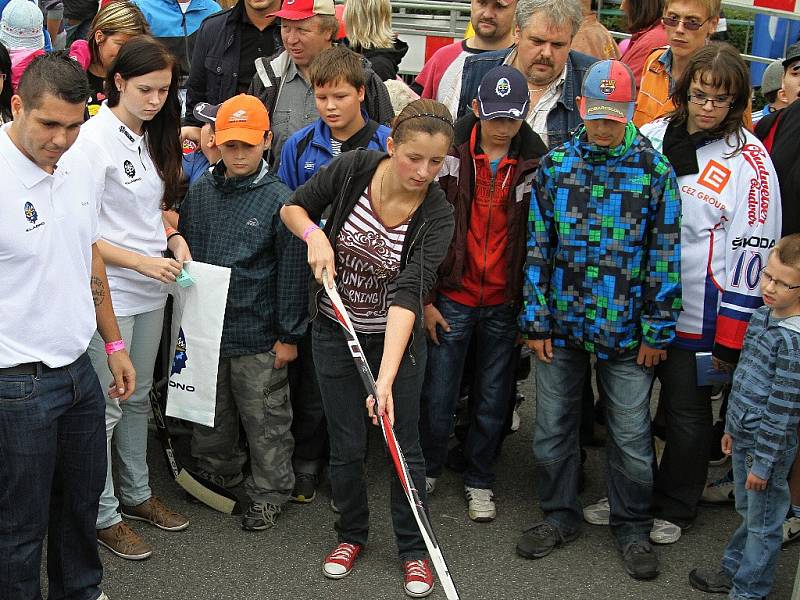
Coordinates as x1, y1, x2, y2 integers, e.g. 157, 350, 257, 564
633, 0, 721, 127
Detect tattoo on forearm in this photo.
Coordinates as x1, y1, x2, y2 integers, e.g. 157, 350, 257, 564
91, 276, 105, 307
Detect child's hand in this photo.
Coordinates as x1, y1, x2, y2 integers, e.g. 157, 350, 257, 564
745, 472, 767, 491
721, 433, 733, 456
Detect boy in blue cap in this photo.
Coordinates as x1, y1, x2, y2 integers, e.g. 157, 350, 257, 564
516, 60, 682, 580
420, 65, 547, 522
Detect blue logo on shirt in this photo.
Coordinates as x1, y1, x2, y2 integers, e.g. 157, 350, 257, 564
24, 202, 38, 224
171, 328, 188, 374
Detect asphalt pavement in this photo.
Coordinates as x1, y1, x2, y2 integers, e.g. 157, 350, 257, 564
94, 372, 800, 600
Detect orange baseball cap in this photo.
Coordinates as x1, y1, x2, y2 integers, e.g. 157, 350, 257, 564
214, 94, 270, 145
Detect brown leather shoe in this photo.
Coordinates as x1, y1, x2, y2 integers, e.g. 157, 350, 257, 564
120, 496, 190, 532
97, 522, 153, 560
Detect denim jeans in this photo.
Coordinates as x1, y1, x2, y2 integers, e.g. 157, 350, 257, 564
419, 296, 518, 489
0, 354, 106, 600
534, 346, 655, 543
653, 346, 713, 525
88, 308, 164, 529
312, 316, 428, 560
721, 437, 797, 600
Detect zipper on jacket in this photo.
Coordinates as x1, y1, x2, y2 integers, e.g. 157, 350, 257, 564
404, 218, 429, 367
478, 176, 496, 306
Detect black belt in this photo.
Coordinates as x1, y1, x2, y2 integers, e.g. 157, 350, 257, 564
0, 362, 59, 376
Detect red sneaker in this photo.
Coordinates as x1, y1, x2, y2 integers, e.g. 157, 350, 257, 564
322, 542, 362, 579
403, 559, 434, 598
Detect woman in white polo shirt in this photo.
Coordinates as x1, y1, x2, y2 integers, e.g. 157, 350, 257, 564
74, 35, 190, 561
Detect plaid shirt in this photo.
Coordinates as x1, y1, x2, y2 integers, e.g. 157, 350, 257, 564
522, 123, 682, 359
179, 160, 308, 358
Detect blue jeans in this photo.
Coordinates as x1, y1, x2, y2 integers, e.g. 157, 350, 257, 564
312, 316, 428, 560
721, 437, 797, 600
0, 354, 106, 600
534, 347, 654, 543
419, 296, 518, 489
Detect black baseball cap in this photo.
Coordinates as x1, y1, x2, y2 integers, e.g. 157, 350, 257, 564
193, 101, 220, 124
476, 65, 529, 121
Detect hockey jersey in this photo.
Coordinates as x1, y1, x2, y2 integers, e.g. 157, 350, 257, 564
641, 118, 783, 357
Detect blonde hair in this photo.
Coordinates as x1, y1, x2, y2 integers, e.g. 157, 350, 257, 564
89, 1, 149, 66
344, 0, 394, 50
663, 0, 721, 19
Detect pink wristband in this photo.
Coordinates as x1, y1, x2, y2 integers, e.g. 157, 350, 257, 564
302, 224, 320, 242
105, 340, 125, 355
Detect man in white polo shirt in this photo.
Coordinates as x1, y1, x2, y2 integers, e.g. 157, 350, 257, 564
0, 53, 135, 600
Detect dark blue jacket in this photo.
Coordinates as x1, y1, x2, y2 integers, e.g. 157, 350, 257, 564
457, 48, 597, 149
277, 111, 390, 191
184, 0, 282, 127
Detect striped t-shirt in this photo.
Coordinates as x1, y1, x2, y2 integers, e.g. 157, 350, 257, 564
319, 186, 409, 333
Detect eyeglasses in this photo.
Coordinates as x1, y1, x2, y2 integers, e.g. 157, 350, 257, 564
760, 268, 800, 292
687, 93, 733, 109
661, 15, 711, 30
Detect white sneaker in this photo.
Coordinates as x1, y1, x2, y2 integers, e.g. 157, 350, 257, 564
464, 486, 496, 522
425, 477, 437, 495
583, 497, 610, 525
650, 518, 681, 544
783, 515, 800, 547
701, 472, 735, 504
97, 593, 110, 600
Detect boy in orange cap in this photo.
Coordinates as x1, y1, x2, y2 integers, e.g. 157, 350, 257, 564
178, 94, 308, 531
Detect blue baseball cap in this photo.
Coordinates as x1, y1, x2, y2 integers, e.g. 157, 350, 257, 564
580, 60, 636, 123
477, 65, 530, 121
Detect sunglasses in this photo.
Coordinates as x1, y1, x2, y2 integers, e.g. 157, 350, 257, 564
661, 15, 711, 31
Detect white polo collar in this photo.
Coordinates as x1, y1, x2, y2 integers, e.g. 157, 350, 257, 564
0, 123, 61, 189
96, 102, 144, 150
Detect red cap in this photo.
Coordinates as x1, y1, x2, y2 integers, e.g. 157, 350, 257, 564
270, 0, 335, 21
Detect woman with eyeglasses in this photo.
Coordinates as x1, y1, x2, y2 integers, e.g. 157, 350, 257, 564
638, 43, 782, 544
633, 0, 722, 127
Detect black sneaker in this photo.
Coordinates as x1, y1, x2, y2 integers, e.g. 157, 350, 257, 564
516, 521, 579, 559
241, 502, 281, 531
689, 568, 732, 593
291, 472, 318, 503
619, 540, 659, 580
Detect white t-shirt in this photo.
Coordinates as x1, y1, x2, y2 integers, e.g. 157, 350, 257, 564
73, 103, 168, 316
0, 124, 100, 368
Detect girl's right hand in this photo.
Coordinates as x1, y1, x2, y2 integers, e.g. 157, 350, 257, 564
307, 229, 336, 283
135, 256, 183, 283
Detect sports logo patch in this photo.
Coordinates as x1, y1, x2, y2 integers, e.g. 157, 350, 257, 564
599, 79, 616, 95
697, 160, 731, 194
123, 160, 136, 178
229, 109, 248, 123
247, 218, 259, 227
495, 77, 511, 97
171, 328, 188, 375
24, 201, 38, 224
119, 125, 135, 143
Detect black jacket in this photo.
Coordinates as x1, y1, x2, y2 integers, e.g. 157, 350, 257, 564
349, 38, 409, 81
755, 100, 800, 236
285, 149, 455, 331
184, 0, 283, 126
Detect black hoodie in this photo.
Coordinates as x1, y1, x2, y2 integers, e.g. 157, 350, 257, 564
285, 149, 455, 330
349, 38, 410, 81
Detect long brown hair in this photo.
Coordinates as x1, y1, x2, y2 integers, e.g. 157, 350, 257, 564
669, 43, 750, 155
106, 36, 183, 210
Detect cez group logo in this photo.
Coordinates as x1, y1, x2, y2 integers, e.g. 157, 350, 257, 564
171, 328, 188, 375
24, 202, 38, 224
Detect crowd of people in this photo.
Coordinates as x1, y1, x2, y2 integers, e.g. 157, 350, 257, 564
1, 0, 799, 598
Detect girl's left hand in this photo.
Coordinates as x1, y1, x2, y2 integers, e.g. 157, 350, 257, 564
367, 376, 394, 427
168, 235, 192, 264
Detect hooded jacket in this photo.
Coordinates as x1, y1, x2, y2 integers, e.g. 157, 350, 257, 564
349, 38, 409, 81
248, 48, 394, 129
523, 123, 682, 359
433, 112, 547, 310
285, 149, 455, 334
179, 160, 307, 357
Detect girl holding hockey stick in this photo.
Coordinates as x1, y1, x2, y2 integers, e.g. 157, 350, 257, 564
281, 99, 455, 598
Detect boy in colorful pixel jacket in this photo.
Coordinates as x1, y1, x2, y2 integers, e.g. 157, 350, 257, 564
516, 61, 682, 581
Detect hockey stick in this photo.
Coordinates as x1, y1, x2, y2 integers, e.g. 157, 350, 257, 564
148, 299, 242, 515
322, 269, 460, 600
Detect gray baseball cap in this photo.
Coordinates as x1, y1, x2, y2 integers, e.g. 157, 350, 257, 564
761, 59, 784, 95
782, 42, 800, 69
